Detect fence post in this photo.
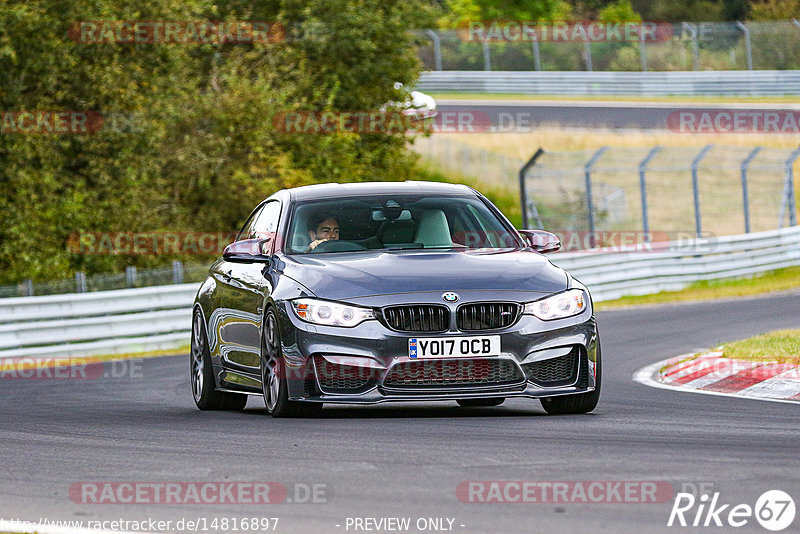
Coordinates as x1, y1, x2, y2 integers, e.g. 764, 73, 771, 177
638, 146, 661, 237
639, 28, 648, 72
779, 147, 800, 227
740, 147, 761, 233
584, 41, 593, 71
532, 36, 542, 71
173, 260, 184, 284
75, 271, 87, 293
682, 23, 700, 70
585, 147, 608, 247
735, 21, 753, 71
519, 148, 545, 229
691, 145, 714, 237
23, 278, 34, 297
482, 40, 491, 71
125, 265, 138, 287
424, 29, 442, 71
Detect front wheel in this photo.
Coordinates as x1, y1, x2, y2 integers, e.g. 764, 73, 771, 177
190, 309, 247, 411
540, 346, 601, 415
261, 310, 322, 418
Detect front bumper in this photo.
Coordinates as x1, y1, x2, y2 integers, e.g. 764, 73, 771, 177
275, 299, 599, 405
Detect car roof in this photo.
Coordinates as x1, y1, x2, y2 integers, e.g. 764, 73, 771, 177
286, 181, 476, 201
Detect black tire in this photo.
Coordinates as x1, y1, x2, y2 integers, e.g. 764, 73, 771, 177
190, 309, 248, 411
540, 345, 602, 415
261, 310, 322, 418
456, 398, 505, 407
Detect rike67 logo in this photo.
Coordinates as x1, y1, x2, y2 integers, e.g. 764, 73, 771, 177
668, 490, 795, 531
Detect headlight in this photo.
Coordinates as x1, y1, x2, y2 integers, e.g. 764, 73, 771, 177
524, 289, 588, 321
290, 298, 374, 328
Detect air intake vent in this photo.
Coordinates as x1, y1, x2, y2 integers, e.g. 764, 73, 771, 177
381, 305, 449, 332
457, 302, 520, 331
522, 348, 580, 387
314, 357, 377, 393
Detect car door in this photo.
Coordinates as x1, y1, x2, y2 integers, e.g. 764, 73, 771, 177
212, 200, 281, 383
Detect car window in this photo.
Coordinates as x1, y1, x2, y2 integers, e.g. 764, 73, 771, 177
285, 194, 521, 254
236, 204, 265, 242
250, 201, 281, 240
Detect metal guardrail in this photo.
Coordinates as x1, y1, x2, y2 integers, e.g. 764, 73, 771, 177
0, 284, 197, 359
549, 226, 800, 301
1, 226, 798, 359
418, 22, 800, 73
416, 70, 800, 96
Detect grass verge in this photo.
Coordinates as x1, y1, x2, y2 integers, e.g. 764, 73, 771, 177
596, 265, 800, 310
720, 329, 800, 365
0, 344, 189, 372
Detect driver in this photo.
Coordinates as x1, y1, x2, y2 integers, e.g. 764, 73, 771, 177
305, 213, 340, 252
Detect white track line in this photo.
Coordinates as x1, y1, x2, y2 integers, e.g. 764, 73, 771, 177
632, 353, 800, 405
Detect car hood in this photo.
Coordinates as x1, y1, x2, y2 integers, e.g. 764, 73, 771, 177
279, 249, 568, 301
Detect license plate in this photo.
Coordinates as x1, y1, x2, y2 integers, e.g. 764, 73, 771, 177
408, 336, 501, 359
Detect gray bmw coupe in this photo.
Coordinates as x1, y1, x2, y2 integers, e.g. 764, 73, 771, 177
191, 181, 600, 416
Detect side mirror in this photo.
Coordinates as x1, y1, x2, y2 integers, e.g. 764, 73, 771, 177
519, 230, 561, 253
222, 238, 272, 262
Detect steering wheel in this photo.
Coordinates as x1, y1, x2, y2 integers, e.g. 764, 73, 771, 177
310, 240, 367, 253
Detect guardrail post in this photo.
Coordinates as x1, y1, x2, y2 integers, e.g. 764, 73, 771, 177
125, 266, 138, 287
584, 41, 593, 71
424, 29, 442, 71
735, 21, 753, 71
638, 146, 661, 237
519, 148, 545, 229
23, 278, 33, 297
691, 145, 714, 237
172, 260, 184, 284
482, 40, 491, 71
682, 23, 700, 70
585, 147, 608, 247
779, 147, 800, 227
75, 271, 87, 293
740, 147, 761, 233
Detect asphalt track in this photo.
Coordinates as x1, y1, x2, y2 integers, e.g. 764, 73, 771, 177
437, 99, 800, 130
2, 290, 800, 533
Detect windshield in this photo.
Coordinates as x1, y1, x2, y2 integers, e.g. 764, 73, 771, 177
285, 194, 522, 254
